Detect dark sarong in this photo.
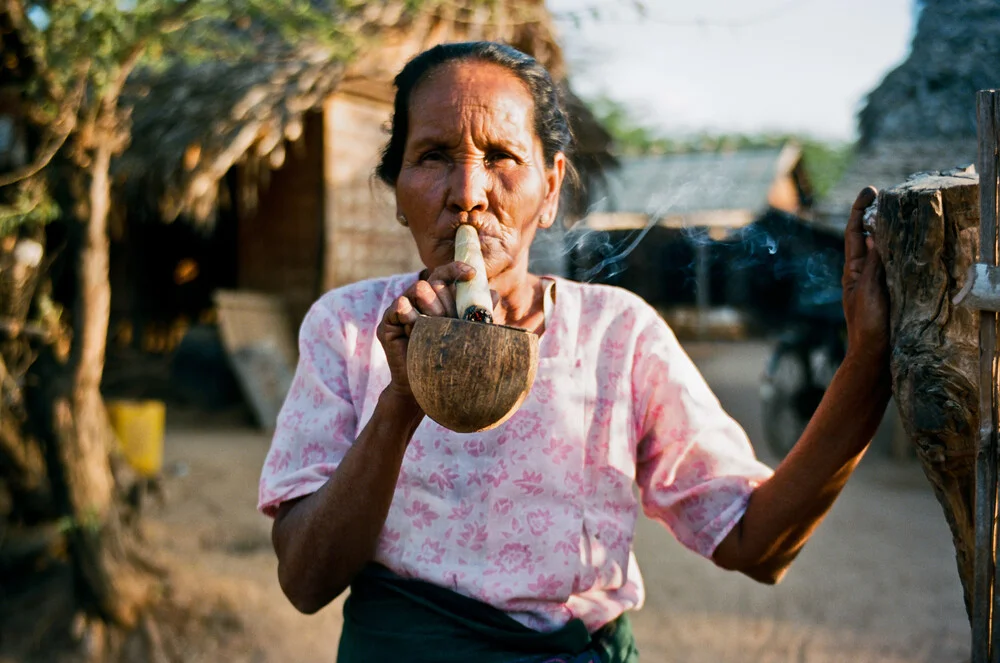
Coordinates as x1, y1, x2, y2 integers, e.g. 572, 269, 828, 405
337, 564, 640, 663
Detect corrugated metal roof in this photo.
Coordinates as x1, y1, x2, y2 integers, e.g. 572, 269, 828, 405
593, 148, 789, 218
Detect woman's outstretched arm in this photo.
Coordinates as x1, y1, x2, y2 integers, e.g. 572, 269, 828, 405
712, 187, 892, 583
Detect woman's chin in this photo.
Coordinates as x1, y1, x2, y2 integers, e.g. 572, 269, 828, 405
482, 257, 520, 281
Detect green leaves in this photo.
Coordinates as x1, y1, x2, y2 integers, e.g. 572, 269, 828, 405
16, 0, 377, 101
585, 94, 854, 197
0, 181, 59, 237
799, 139, 853, 199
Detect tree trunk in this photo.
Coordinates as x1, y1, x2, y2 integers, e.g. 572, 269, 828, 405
73, 142, 115, 530
0, 230, 53, 521
1, 36, 171, 657
60, 138, 152, 631
2, 134, 154, 659
871, 169, 981, 620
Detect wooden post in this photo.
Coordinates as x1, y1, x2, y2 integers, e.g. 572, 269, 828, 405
872, 170, 980, 621
866, 89, 1000, 660
978, 89, 1000, 663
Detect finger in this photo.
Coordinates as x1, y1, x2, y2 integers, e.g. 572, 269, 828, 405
862, 236, 886, 285
385, 295, 419, 330
845, 187, 877, 272
430, 279, 457, 318
427, 261, 476, 285
409, 279, 448, 317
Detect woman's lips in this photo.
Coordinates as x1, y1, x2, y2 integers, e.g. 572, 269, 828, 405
444, 227, 499, 246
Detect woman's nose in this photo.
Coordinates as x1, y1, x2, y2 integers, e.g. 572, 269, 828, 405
446, 162, 489, 214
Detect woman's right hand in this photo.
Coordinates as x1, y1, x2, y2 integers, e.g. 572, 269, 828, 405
376, 261, 477, 401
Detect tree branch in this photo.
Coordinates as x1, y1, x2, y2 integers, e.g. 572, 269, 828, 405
158, 0, 201, 33
0, 132, 69, 188
103, 42, 146, 114
0, 67, 89, 188
95, 0, 201, 142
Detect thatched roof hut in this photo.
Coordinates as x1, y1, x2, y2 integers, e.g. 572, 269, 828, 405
819, 0, 999, 229
116, 1, 613, 226
108, 1, 614, 357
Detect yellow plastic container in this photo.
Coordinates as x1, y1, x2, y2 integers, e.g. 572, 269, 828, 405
107, 400, 165, 478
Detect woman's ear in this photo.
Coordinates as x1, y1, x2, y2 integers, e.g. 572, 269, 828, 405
540, 153, 567, 228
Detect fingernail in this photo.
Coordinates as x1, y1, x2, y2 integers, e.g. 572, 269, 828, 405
865, 236, 875, 250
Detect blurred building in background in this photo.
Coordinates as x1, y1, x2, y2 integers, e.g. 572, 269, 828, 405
102, 1, 615, 420
757, 0, 1000, 459
579, 143, 843, 339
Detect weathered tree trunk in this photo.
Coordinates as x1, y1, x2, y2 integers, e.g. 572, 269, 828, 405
1, 138, 158, 659
73, 141, 116, 540
52, 130, 157, 638
871, 169, 981, 619
0, 230, 52, 520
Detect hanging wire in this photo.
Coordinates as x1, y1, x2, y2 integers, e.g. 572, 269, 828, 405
553, 0, 820, 30
405, 0, 818, 31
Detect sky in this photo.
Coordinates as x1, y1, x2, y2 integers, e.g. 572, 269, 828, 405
547, 0, 918, 142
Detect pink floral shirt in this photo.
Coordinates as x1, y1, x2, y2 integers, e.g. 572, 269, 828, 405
258, 273, 773, 633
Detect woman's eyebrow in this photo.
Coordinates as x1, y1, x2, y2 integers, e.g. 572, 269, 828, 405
407, 135, 449, 152
479, 129, 530, 154
405, 125, 459, 148
486, 138, 529, 154
406, 130, 530, 155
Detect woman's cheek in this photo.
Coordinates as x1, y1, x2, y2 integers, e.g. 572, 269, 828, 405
399, 167, 443, 198
498, 170, 544, 214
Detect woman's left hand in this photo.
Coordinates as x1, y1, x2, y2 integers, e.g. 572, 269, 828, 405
842, 187, 890, 365
714, 187, 893, 583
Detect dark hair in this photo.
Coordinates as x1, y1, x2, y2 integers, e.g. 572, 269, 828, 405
375, 41, 576, 187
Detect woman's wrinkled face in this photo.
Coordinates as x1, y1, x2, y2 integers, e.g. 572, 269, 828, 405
395, 60, 565, 279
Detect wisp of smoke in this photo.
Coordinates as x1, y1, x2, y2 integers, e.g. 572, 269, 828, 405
563, 173, 743, 282
551, 167, 844, 314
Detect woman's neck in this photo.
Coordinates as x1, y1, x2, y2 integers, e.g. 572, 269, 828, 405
489, 267, 544, 332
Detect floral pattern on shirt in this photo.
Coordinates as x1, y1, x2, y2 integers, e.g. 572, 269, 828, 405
259, 273, 773, 633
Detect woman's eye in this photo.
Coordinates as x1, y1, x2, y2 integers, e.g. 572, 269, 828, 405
419, 150, 446, 163
486, 151, 515, 164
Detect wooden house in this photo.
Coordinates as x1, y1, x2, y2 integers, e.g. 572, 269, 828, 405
577, 144, 838, 336
109, 2, 614, 363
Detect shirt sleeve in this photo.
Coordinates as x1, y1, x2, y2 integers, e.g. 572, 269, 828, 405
257, 297, 358, 517
632, 315, 774, 559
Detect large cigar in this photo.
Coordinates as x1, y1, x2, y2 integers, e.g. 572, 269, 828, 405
454, 225, 493, 324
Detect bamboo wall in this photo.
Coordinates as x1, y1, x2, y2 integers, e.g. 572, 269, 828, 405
322, 92, 423, 292
236, 111, 325, 326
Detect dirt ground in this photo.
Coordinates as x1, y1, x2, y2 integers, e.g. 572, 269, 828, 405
144, 340, 971, 662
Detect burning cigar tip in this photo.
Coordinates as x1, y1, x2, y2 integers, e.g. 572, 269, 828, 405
462, 306, 494, 324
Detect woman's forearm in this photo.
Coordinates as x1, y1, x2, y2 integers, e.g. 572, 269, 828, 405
271, 389, 423, 613
713, 351, 891, 582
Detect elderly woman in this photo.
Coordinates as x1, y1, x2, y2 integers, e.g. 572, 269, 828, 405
259, 41, 890, 662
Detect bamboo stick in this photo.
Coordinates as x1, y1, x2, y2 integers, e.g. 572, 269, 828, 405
976, 89, 1000, 663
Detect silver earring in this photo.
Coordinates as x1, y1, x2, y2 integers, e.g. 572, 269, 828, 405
396, 214, 408, 227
